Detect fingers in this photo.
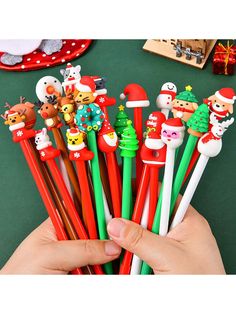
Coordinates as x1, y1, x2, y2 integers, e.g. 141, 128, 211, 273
107, 218, 179, 270
44, 240, 121, 272
168, 204, 210, 242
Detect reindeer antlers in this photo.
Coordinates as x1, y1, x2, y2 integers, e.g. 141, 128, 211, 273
221, 117, 234, 130
20, 96, 26, 104
34, 100, 44, 107
4, 102, 11, 109
0, 113, 7, 121
45, 95, 57, 105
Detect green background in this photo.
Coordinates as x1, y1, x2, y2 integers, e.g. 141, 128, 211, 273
0, 40, 235, 273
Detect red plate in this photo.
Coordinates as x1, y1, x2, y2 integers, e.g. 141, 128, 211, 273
0, 39, 92, 72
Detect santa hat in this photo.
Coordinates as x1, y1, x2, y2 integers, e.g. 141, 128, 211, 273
120, 83, 150, 108
98, 119, 115, 136
215, 88, 236, 105
162, 118, 185, 132
75, 76, 97, 97
67, 128, 80, 136
66, 63, 73, 69
5, 110, 17, 117
146, 111, 166, 129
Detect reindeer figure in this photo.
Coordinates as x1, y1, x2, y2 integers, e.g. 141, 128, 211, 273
12, 96, 36, 129
36, 95, 63, 130
1, 107, 35, 142
57, 92, 76, 128
198, 113, 234, 158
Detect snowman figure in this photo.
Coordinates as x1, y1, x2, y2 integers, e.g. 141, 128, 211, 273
36, 76, 62, 103
156, 82, 177, 118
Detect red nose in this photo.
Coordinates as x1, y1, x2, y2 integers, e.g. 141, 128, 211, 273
42, 112, 48, 119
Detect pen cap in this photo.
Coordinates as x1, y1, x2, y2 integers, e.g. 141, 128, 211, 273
161, 118, 185, 149
198, 114, 234, 157
156, 82, 177, 110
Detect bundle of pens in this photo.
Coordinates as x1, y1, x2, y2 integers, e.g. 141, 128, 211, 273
1, 62, 235, 275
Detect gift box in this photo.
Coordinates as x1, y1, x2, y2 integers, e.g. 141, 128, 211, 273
213, 42, 236, 75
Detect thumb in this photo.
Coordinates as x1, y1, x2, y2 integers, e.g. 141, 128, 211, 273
43, 240, 121, 272
107, 218, 176, 271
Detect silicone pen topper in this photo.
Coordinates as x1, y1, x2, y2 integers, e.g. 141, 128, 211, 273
170, 114, 234, 231
91, 76, 116, 116
35, 128, 60, 161
159, 118, 185, 237
11, 96, 36, 129
187, 103, 209, 137
172, 85, 198, 122
140, 111, 166, 165
1, 108, 35, 142
198, 113, 234, 158
119, 120, 139, 158
66, 128, 94, 161
93, 76, 107, 95
114, 104, 130, 138
60, 63, 81, 93
98, 118, 118, 153
36, 76, 62, 103
35, 95, 63, 130
156, 82, 177, 118
74, 76, 105, 132
161, 118, 185, 149
206, 87, 236, 120
120, 83, 150, 187
57, 92, 76, 128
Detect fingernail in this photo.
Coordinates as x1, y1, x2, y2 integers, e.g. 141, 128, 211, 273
107, 219, 125, 238
104, 241, 121, 256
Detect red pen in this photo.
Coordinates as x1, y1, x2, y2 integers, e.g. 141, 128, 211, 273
1, 108, 82, 275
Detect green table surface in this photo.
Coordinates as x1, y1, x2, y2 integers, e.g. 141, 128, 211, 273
0, 40, 236, 273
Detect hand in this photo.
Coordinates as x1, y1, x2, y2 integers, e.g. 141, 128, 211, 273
0, 218, 121, 274
107, 205, 225, 274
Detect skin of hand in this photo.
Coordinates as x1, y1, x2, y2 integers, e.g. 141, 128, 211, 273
0, 218, 121, 275
107, 204, 226, 274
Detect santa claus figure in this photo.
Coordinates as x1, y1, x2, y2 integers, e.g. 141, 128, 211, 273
161, 118, 185, 149
206, 87, 235, 120
35, 128, 60, 161
140, 111, 167, 165
98, 119, 118, 153
156, 82, 177, 118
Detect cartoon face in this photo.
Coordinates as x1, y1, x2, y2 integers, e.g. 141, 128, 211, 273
36, 76, 62, 103
35, 128, 50, 146
66, 130, 84, 146
172, 99, 198, 122
60, 65, 81, 81
211, 125, 224, 138
94, 77, 106, 90
4, 112, 25, 126
161, 127, 184, 149
12, 102, 36, 129
38, 103, 58, 119
60, 103, 74, 113
74, 91, 96, 105
208, 95, 233, 115
161, 82, 177, 93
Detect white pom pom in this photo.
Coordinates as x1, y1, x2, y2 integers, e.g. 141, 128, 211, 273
120, 93, 126, 100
